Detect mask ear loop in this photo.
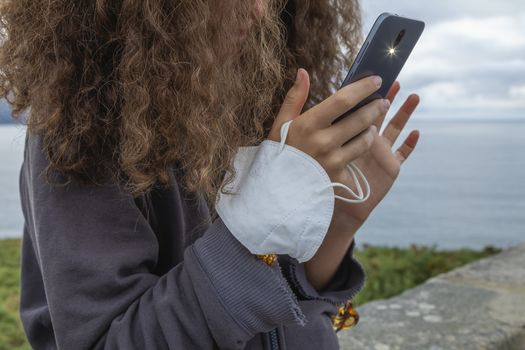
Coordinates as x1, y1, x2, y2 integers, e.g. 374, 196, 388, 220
278, 119, 371, 204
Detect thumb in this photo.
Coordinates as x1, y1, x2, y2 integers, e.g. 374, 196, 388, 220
268, 68, 310, 141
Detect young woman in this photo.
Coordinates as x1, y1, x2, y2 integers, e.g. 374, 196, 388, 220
0, 0, 420, 349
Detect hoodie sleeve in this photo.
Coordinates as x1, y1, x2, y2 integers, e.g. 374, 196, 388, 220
19, 132, 306, 350
278, 239, 366, 306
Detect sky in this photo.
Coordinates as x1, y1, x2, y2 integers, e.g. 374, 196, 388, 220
359, 0, 525, 120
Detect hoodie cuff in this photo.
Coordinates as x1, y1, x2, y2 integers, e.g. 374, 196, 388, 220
189, 216, 307, 337
278, 239, 366, 306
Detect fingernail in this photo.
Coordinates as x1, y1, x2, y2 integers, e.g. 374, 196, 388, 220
383, 98, 391, 110
373, 75, 382, 88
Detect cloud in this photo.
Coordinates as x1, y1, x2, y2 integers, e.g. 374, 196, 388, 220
358, 1, 525, 119
360, 0, 525, 26
510, 85, 525, 99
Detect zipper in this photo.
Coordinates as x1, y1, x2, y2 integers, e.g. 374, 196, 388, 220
268, 327, 280, 350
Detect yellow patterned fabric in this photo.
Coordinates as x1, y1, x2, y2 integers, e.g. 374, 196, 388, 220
255, 254, 278, 266
331, 300, 359, 332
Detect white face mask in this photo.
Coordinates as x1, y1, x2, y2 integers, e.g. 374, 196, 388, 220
215, 119, 370, 263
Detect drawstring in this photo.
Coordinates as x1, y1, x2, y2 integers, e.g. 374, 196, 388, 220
278, 119, 371, 204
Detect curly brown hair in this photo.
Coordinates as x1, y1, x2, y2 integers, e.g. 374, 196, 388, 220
0, 0, 362, 211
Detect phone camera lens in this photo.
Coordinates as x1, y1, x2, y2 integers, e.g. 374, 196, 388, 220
393, 29, 406, 48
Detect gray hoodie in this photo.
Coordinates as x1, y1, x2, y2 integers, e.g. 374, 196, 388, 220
18, 131, 366, 349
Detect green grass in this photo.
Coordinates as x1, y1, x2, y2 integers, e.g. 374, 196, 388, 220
0, 239, 501, 348
0, 239, 28, 350
352, 243, 501, 306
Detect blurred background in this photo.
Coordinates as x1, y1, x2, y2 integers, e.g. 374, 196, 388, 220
356, 0, 525, 249
2, 0, 524, 249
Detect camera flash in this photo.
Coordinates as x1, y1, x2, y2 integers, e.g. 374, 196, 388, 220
388, 48, 396, 55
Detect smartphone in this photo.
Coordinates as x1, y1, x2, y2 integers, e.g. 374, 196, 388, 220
333, 13, 425, 124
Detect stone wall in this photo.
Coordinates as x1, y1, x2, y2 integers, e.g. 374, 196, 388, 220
338, 243, 525, 350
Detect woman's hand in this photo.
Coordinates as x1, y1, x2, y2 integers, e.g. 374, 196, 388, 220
266, 67, 391, 289
267, 68, 420, 289
268, 69, 420, 228
333, 80, 420, 228
267, 68, 389, 202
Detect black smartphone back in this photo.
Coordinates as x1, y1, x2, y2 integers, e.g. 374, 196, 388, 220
334, 13, 425, 123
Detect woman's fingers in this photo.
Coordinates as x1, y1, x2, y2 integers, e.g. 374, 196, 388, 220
336, 125, 377, 166
395, 129, 420, 163
386, 80, 401, 103
269, 68, 311, 141
303, 75, 383, 129
374, 81, 401, 130
323, 98, 388, 147
383, 94, 420, 146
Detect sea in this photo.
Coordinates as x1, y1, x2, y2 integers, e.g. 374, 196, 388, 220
1, 120, 524, 250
